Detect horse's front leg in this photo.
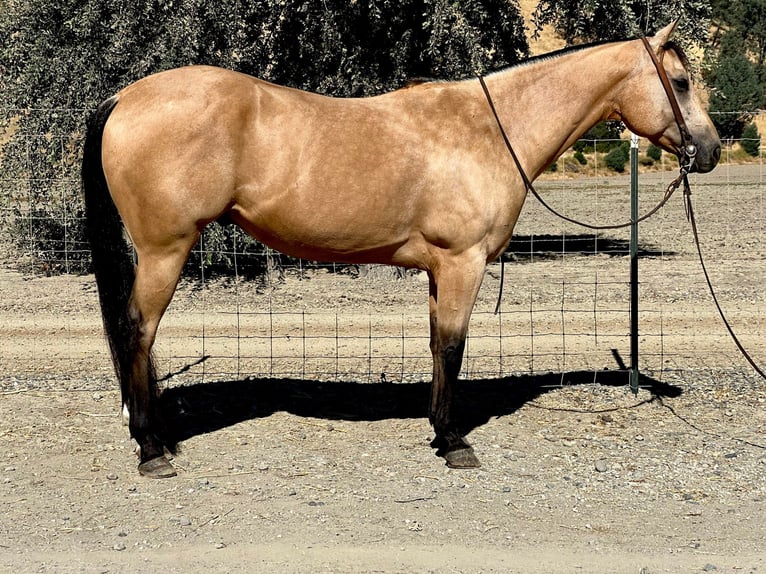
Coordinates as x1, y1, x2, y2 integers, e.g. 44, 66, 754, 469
427, 256, 485, 468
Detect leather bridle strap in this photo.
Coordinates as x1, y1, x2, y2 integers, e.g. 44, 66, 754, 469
481, 37, 696, 315
640, 36, 695, 165
478, 75, 684, 232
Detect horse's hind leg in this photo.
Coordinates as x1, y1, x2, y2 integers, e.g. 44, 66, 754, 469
124, 242, 195, 478
427, 254, 485, 469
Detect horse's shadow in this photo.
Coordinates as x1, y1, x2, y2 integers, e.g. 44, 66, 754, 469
158, 370, 681, 448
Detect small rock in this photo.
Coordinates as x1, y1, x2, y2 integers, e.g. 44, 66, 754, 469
178, 516, 192, 526
215, 542, 226, 549
106, 473, 118, 481
702, 564, 717, 572
113, 543, 126, 551
594, 460, 609, 473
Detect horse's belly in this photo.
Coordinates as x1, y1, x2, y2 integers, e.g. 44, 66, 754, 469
228, 202, 415, 265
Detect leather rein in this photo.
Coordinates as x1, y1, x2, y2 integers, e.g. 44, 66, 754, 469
478, 37, 696, 232
482, 37, 766, 379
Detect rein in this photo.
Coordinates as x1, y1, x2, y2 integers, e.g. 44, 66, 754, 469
478, 36, 693, 314
482, 39, 766, 379
683, 182, 766, 379
477, 36, 698, 232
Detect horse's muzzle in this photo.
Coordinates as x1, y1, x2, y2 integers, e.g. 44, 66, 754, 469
688, 143, 721, 174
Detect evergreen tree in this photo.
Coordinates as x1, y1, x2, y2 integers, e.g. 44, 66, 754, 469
741, 122, 761, 156
707, 34, 761, 139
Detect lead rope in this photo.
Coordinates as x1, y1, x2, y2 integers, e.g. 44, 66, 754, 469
481, 72, 766, 379
479, 74, 688, 315
683, 180, 766, 379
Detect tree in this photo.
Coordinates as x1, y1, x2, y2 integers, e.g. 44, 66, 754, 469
710, 0, 766, 84
706, 34, 762, 139
0, 0, 528, 273
532, 0, 711, 46
741, 122, 761, 156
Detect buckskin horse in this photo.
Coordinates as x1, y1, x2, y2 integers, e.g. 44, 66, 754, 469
82, 21, 720, 478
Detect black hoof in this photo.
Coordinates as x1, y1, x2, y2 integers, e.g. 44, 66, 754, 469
444, 445, 481, 469
432, 434, 482, 469
138, 455, 177, 479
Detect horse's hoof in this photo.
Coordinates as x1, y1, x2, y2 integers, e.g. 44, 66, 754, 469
444, 446, 481, 469
138, 455, 177, 479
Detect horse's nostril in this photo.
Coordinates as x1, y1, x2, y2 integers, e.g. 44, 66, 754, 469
713, 145, 721, 163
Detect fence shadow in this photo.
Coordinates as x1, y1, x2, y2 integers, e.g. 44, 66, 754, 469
505, 234, 671, 261
158, 370, 681, 450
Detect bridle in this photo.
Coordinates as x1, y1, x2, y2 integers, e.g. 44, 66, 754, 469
478, 36, 696, 232
483, 37, 766, 380
639, 37, 697, 172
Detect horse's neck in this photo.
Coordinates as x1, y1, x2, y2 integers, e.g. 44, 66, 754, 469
486, 43, 631, 180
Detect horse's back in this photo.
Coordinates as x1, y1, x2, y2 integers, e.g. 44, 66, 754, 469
100, 65, 505, 266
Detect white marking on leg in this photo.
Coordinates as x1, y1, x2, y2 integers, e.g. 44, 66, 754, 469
121, 403, 130, 426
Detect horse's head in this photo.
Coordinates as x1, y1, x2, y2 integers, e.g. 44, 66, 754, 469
616, 21, 721, 173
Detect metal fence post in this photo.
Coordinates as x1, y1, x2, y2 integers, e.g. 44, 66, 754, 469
629, 133, 640, 394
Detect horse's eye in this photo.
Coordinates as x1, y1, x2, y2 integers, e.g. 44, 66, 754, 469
673, 78, 690, 92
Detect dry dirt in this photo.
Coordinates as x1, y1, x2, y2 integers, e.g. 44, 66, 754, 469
2, 166, 766, 573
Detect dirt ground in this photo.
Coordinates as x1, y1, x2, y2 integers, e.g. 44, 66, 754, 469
2, 165, 766, 573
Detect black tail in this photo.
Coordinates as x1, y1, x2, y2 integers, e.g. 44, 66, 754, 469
82, 97, 155, 396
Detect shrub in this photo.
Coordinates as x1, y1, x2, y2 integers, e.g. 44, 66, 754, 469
573, 150, 587, 165
573, 121, 625, 153
605, 141, 630, 172
741, 122, 761, 157
646, 143, 662, 162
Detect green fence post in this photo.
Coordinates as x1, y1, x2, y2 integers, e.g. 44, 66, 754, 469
630, 133, 640, 394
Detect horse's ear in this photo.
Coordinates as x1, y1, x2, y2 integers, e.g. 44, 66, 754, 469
647, 19, 679, 52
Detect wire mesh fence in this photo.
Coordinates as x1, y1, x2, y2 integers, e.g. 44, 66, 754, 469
1, 109, 765, 389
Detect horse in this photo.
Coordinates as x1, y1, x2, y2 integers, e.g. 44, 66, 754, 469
82, 21, 720, 478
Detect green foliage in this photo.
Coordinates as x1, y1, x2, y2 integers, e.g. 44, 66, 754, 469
573, 121, 625, 153
707, 48, 761, 139
710, 0, 766, 77
0, 0, 528, 275
605, 141, 630, 173
646, 143, 662, 162
741, 122, 761, 156
705, 2, 766, 140
532, 0, 711, 46
573, 150, 587, 165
